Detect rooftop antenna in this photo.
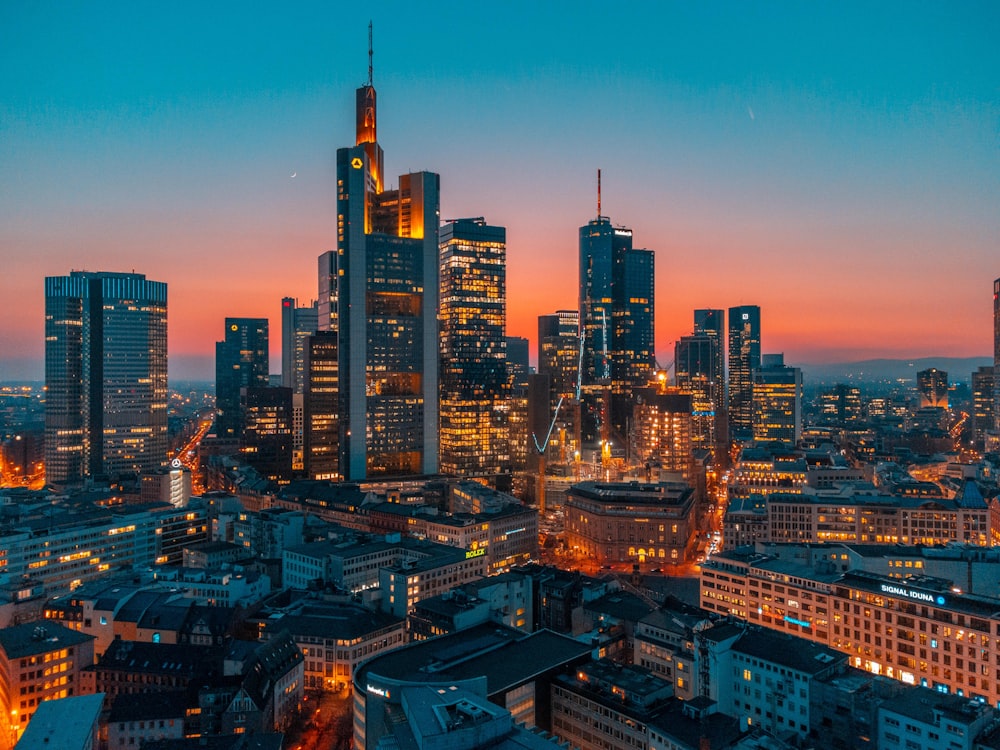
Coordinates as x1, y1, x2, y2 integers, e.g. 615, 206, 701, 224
597, 168, 601, 219
367, 21, 373, 87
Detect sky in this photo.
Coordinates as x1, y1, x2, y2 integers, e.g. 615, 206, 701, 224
1, 2, 998, 382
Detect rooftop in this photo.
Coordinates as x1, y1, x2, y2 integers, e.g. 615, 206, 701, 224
0, 621, 93, 659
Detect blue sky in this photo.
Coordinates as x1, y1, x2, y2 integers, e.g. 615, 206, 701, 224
2, 1, 998, 380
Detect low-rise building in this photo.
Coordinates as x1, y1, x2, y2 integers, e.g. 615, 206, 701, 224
877, 685, 996, 750
259, 601, 405, 690
408, 571, 534, 639
151, 565, 270, 607
12, 693, 104, 750
565, 481, 696, 567
106, 691, 187, 750
0, 622, 95, 745
354, 624, 592, 750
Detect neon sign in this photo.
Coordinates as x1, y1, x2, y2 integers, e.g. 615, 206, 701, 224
880, 583, 945, 605
366, 684, 390, 698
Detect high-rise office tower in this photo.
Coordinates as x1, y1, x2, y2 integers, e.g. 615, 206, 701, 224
538, 310, 580, 402
330, 34, 440, 480
917, 368, 949, 409
215, 318, 269, 440
537, 310, 583, 464
506, 337, 530, 389
241, 386, 293, 482
304, 332, 340, 480
438, 218, 510, 480
972, 366, 994, 447
693, 309, 725, 406
752, 353, 802, 444
44, 271, 168, 484
281, 297, 318, 394
282, 298, 317, 474
578, 180, 655, 443
317, 250, 338, 333
674, 334, 718, 450
728, 305, 761, 439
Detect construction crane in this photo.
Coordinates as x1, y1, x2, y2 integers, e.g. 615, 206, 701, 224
531, 398, 563, 515
533, 322, 587, 515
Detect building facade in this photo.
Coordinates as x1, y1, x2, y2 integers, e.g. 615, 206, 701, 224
700, 543, 1000, 707
579, 212, 655, 442
332, 66, 440, 480
303, 331, 340, 480
241, 386, 293, 482
565, 481, 696, 567
280, 297, 318, 395
0, 622, 96, 747
674, 333, 720, 452
438, 219, 510, 481
917, 368, 949, 409
728, 304, 761, 440
752, 353, 803, 444
44, 271, 168, 484
214, 318, 269, 441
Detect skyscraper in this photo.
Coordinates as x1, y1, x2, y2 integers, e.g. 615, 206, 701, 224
44, 271, 168, 484
438, 218, 510, 480
281, 297, 318, 394
317, 250, 338, 334
916, 367, 948, 409
538, 310, 580, 402
693, 308, 725, 408
752, 353, 802, 444
674, 334, 718, 450
971, 366, 994, 447
241, 386, 293, 481
506, 336, 530, 389
728, 305, 761, 439
330, 35, 440, 480
578, 188, 655, 443
304, 331, 340, 480
215, 318, 269, 440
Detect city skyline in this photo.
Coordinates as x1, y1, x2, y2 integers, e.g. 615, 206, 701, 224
2, 3, 998, 381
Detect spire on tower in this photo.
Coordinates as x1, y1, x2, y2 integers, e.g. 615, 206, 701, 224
367, 21, 373, 87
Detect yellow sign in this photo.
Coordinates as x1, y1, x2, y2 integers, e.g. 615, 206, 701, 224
351, 157, 364, 170
465, 547, 486, 559
230, 324, 238, 331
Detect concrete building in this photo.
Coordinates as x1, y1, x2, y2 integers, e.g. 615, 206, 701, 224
353, 623, 591, 749
0, 622, 95, 747
565, 481, 696, 567
700, 541, 1000, 705
877, 685, 995, 750
259, 601, 405, 690
12, 693, 103, 750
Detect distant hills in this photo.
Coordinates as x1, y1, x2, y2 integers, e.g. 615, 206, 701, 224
799, 357, 992, 385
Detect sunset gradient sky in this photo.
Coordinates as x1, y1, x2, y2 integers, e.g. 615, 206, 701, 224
2, 2, 998, 381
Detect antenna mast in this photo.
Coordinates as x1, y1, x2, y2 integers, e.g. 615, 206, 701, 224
597, 168, 601, 219
367, 21, 373, 86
